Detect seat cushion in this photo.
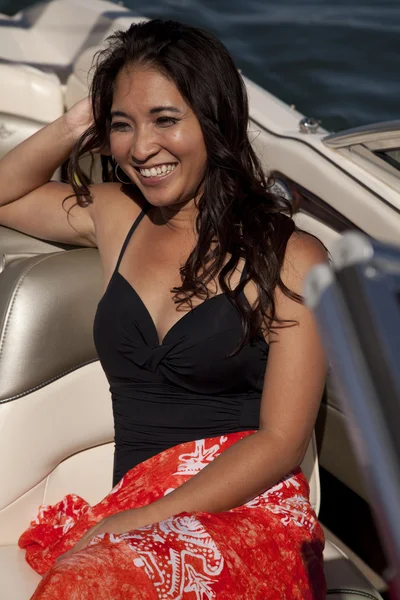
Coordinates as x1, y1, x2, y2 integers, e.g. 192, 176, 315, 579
324, 540, 383, 599
0, 540, 383, 600
0, 546, 41, 600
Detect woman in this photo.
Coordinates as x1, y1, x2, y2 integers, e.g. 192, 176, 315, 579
0, 19, 327, 599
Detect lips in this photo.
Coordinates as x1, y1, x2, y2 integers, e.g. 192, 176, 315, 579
134, 163, 179, 186
138, 163, 177, 178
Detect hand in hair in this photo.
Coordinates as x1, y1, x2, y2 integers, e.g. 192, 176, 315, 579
63, 97, 94, 142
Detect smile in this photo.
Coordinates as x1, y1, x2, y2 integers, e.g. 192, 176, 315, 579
137, 163, 177, 178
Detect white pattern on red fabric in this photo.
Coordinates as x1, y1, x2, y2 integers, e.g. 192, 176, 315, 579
266, 494, 317, 532
104, 514, 223, 600
244, 473, 317, 533
174, 440, 223, 476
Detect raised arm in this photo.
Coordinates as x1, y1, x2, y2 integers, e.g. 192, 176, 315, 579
0, 98, 98, 247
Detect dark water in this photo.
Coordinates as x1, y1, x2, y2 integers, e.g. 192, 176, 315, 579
2, 0, 400, 132
116, 0, 400, 133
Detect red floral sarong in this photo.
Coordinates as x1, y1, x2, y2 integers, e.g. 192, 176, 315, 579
19, 431, 326, 599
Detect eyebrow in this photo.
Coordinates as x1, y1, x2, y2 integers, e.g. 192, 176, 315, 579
149, 106, 181, 114
110, 110, 130, 119
110, 107, 181, 119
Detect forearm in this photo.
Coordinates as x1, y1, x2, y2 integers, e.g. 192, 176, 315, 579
0, 116, 75, 207
111, 431, 304, 533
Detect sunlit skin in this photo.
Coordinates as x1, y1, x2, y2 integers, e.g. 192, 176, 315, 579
110, 65, 208, 232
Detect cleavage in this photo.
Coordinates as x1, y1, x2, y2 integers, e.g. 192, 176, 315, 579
117, 221, 246, 345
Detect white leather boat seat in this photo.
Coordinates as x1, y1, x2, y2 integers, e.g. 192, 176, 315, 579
0, 226, 383, 599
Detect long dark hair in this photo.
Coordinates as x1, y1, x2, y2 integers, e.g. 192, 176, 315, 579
68, 19, 301, 354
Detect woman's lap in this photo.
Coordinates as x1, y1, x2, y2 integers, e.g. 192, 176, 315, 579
32, 508, 324, 600
31, 542, 159, 600
21, 433, 326, 599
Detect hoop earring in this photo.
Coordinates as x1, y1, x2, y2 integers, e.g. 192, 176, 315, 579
114, 163, 132, 184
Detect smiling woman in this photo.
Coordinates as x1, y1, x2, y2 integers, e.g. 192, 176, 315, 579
107, 66, 207, 199
0, 18, 328, 600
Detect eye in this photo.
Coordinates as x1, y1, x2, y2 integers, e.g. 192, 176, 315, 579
156, 116, 179, 127
110, 121, 131, 131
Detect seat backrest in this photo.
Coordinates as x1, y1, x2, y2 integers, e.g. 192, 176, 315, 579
0, 228, 114, 544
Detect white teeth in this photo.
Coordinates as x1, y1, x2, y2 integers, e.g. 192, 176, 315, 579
139, 163, 176, 178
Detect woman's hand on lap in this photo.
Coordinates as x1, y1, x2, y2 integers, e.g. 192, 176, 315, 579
55, 507, 152, 562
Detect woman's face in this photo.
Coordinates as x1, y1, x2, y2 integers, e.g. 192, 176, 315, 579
110, 65, 207, 208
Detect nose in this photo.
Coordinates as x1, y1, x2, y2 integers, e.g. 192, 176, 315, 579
130, 125, 159, 165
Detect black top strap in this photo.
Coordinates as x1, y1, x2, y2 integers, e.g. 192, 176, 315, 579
115, 203, 148, 272
239, 260, 248, 285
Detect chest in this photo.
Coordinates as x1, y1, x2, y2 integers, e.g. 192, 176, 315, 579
118, 231, 255, 345
94, 271, 269, 394
118, 233, 201, 343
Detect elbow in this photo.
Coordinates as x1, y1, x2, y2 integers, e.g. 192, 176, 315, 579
290, 437, 312, 471
257, 428, 310, 472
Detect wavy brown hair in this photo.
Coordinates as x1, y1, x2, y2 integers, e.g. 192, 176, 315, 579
68, 19, 302, 354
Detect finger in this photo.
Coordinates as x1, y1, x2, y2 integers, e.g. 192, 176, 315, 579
55, 551, 71, 563
55, 542, 84, 563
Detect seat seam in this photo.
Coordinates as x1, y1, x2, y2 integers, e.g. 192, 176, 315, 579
0, 357, 99, 404
0, 249, 99, 404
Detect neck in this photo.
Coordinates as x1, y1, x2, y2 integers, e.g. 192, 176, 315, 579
155, 197, 199, 234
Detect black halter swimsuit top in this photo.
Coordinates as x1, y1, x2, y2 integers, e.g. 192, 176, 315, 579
93, 204, 270, 485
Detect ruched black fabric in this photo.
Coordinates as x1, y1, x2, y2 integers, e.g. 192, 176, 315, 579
93, 204, 269, 485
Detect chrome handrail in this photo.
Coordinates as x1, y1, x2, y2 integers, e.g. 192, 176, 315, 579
323, 120, 400, 149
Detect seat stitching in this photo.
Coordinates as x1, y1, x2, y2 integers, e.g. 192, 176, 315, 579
0, 358, 100, 404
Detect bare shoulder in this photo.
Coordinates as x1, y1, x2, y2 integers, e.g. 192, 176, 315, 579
89, 182, 144, 238
90, 182, 143, 219
89, 183, 145, 284
280, 230, 328, 294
